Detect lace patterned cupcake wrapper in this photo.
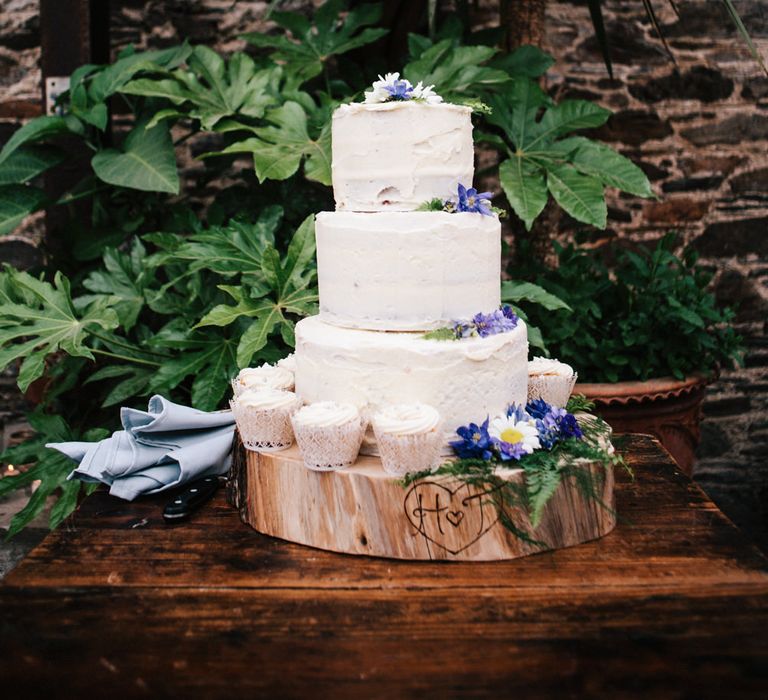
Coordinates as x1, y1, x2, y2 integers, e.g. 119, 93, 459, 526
230, 399, 300, 452
373, 425, 445, 477
527, 372, 578, 408
291, 417, 366, 471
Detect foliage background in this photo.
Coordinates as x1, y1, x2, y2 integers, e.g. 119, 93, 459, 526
0, 0, 765, 548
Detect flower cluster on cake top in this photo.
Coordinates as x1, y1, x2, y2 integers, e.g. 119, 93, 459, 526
424, 305, 519, 341
364, 72, 443, 105
418, 183, 499, 217
451, 399, 584, 463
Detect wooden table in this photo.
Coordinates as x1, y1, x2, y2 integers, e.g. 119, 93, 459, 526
1, 435, 767, 698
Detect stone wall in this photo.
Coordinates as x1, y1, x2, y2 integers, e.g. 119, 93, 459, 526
543, 0, 768, 548
0, 0, 765, 547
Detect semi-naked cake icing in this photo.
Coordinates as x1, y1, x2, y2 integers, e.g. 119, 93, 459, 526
332, 101, 474, 211
294, 316, 528, 452
316, 210, 501, 331
293, 94, 530, 452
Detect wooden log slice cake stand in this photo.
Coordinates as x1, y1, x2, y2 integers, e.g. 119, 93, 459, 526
228, 434, 617, 562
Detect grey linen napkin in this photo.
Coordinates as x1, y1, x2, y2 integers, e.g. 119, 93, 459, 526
47, 395, 235, 501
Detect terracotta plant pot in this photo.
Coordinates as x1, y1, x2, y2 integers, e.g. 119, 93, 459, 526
575, 375, 709, 477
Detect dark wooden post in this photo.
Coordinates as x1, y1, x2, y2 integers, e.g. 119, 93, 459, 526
39, 0, 111, 245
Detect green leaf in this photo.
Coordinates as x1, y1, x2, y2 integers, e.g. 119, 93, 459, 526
88, 43, 192, 103
0, 116, 74, 167
487, 78, 548, 149
0, 145, 66, 185
48, 479, 82, 530
243, 0, 388, 86
283, 214, 317, 291
210, 102, 331, 185
551, 136, 653, 198
237, 305, 284, 367
528, 100, 611, 148
82, 238, 151, 330
498, 158, 547, 230
0, 185, 47, 236
491, 45, 555, 78
0, 269, 119, 391
92, 122, 179, 194
501, 281, 571, 311
545, 163, 607, 228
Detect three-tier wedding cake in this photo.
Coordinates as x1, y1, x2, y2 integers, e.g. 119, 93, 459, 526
291, 79, 529, 451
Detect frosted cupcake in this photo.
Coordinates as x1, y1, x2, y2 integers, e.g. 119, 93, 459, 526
231, 363, 294, 397
372, 403, 444, 477
231, 388, 300, 452
527, 357, 577, 408
291, 401, 366, 471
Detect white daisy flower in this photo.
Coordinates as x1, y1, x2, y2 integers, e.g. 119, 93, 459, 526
488, 414, 540, 455
412, 81, 443, 104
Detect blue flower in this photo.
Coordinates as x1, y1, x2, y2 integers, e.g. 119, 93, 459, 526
385, 78, 414, 100
456, 183, 494, 215
525, 398, 583, 448
452, 321, 476, 339
501, 305, 518, 322
451, 417, 495, 460
505, 403, 531, 423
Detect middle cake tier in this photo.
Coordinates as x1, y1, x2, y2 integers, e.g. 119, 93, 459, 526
294, 315, 529, 449
316, 211, 501, 332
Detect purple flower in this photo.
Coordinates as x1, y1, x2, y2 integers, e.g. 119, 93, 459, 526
471, 309, 518, 338
501, 305, 518, 322
384, 78, 414, 100
505, 403, 531, 423
525, 398, 583, 448
456, 183, 494, 215
451, 417, 495, 460
496, 439, 528, 461
452, 321, 476, 339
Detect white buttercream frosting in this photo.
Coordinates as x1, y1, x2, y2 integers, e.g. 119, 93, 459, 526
331, 101, 474, 211
276, 354, 297, 372
316, 211, 500, 331
292, 401, 360, 428
234, 363, 294, 393
528, 357, 575, 378
373, 403, 441, 436
236, 388, 298, 410
294, 315, 528, 447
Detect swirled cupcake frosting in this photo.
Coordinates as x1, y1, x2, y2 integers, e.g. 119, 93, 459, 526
236, 388, 298, 411
276, 353, 297, 372
528, 357, 574, 378
292, 401, 359, 428
235, 363, 294, 392
373, 403, 441, 436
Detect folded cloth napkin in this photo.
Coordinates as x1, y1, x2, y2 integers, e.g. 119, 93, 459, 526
47, 395, 235, 501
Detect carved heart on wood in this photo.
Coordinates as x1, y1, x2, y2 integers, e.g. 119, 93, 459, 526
403, 479, 500, 555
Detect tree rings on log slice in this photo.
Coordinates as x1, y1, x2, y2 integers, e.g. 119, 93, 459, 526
229, 440, 616, 562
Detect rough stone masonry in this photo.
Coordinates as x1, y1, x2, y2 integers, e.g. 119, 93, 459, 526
0, 0, 765, 549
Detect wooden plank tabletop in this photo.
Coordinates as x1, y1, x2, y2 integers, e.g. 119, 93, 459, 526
1, 434, 767, 698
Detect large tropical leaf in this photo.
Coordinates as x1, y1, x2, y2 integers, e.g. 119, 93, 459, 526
545, 163, 607, 228
0, 269, 119, 391
0, 145, 66, 185
208, 102, 331, 185
91, 121, 179, 194
0, 116, 80, 167
0, 185, 47, 236
498, 158, 547, 231
243, 0, 387, 85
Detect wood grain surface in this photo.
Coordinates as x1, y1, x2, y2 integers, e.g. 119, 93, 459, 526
1, 435, 767, 699
233, 446, 616, 560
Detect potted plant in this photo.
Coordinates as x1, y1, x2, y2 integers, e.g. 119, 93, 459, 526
505, 234, 744, 475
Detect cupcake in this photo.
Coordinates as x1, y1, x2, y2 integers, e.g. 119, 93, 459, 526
291, 401, 365, 471
231, 363, 294, 397
231, 388, 300, 452
372, 403, 444, 477
527, 357, 577, 407
276, 353, 297, 372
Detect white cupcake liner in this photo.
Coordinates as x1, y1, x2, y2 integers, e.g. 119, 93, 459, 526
231, 376, 294, 398
291, 416, 366, 472
527, 372, 577, 408
230, 398, 300, 452
373, 425, 445, 477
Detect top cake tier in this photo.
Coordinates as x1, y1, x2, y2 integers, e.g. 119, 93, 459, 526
331, 101, 474, 212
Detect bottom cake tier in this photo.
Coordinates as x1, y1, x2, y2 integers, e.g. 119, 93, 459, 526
294, 315, 529, 451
